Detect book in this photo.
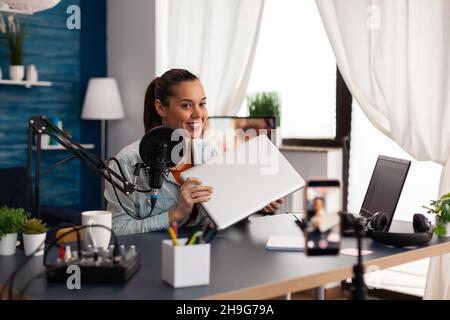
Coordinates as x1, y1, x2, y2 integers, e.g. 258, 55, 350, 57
265, 235, 305, 251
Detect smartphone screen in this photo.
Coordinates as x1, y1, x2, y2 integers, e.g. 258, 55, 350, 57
304, 180, 341, 255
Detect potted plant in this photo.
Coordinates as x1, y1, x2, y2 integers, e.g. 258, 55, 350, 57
22, 218, 48, 256
247, 91, 282, 146
1, 16, 26, 81
0, 207, 27, 256
423, 192, 450, 237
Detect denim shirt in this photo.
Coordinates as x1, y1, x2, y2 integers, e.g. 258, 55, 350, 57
105, 139, 219, 236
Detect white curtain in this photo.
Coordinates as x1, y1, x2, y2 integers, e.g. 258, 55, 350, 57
315, 0, 450, 299
155, 0, 265, 116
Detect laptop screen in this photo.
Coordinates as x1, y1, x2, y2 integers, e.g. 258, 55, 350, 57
359, 156, 411, 230
203, 116, 276, 153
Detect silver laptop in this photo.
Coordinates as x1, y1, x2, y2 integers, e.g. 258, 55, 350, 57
181, 135, 305, 230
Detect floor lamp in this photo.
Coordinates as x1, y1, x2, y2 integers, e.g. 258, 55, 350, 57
81, 78, 125, 209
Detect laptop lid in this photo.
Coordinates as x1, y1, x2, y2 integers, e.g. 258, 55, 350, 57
180, 135, 305, 230
359, 155, 411, 231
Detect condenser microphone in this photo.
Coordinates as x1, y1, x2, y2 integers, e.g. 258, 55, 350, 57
139, 127, 186, 210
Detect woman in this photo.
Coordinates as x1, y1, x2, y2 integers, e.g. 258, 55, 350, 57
105, 69, 282, 236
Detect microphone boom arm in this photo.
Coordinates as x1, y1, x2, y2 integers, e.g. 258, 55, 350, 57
26, 116, 138, 217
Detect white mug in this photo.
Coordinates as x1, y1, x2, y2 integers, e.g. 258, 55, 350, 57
81, 211, 112, 250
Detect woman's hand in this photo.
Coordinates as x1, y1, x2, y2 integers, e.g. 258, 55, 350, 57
261, 198, 284, 214
169, 177, 213, 223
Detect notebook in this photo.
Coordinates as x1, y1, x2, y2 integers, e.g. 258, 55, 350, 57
265, 236, 305, 251
180, 135, 305, 230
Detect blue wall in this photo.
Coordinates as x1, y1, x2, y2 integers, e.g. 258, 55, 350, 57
80, 0, 105, 211
0, 0, 105, 210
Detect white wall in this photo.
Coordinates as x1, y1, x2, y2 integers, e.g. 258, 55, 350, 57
281, 148, 343, 213
107, 0, 156, 157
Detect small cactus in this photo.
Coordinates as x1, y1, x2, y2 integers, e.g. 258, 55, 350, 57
22, 218, 48, 235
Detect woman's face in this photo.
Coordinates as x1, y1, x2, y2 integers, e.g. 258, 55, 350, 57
156, 80, 208, 139
313, 198, 325, 213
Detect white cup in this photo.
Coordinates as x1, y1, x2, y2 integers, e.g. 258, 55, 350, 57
81, 211, 112, 250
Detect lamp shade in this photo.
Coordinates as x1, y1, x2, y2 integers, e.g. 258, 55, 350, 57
81, 78, 125, 120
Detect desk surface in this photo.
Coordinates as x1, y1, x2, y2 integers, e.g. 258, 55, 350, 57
1, 214, 450, 300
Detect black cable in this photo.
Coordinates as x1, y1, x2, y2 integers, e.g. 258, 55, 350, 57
107, 157, 127, 182
25, 116, 158, 219
105, 158, 155, 220
18, 225, 118, 300
0, 222, 80, 300
43, 224, 120, 268
107, 157, 161, 194
18, 270, 47, 300
43, 226, 82, 268
18, 266, 60, 300
18, 224, 121, 300
8, 155, 78, 208
106, 157, 152, 193
3, 224, 118, 300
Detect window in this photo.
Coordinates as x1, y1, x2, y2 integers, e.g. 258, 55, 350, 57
241, 0, 343, 143
348, 103, 441, 292
348, 103, 442, 222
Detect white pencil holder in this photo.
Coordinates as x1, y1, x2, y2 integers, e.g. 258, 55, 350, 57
161, 238, 210, 288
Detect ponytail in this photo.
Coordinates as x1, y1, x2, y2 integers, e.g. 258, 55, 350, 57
143, 77, 162, 132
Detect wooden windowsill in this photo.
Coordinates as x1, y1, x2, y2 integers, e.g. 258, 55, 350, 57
280, 145, 342, 152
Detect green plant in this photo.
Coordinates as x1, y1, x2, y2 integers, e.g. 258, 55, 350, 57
22, 218, 48, 235
423, 192, 450, 236
1, 16, 26, 65
247, 91, 281, 127
0, 207, 28, 239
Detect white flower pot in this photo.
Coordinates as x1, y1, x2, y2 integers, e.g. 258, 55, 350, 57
9, 65, 25, 81
23, 233, 46, 256
439, 222, 450, 238
0, 233, 18, 256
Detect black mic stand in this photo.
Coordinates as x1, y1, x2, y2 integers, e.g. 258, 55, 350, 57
26, 116, 139, 218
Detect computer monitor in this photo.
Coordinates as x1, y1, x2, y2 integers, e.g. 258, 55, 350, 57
359, 155, 411, 231
203, 116, 276, 152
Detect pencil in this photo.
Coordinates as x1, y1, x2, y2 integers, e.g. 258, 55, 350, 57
171, 221, 178, 238
188, 231, 203, 245
168, 227, 179, 246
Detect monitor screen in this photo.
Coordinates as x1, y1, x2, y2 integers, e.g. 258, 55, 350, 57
203, 116, 276, 152
359, 156, 411, 230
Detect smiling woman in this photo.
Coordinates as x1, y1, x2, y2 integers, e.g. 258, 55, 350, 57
105, 69, 216, 235
105, 69, 282, 236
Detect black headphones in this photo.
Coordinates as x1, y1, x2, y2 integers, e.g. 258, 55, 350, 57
365, 211, 433, 247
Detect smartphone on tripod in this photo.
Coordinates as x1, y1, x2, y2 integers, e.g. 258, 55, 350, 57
304, 179, 342, 256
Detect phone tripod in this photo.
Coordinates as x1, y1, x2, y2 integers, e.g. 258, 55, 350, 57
342, 213, 367, 300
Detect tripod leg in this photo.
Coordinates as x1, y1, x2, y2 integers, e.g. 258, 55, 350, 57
351, 264, 366, 300
314, 286, 325, 300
